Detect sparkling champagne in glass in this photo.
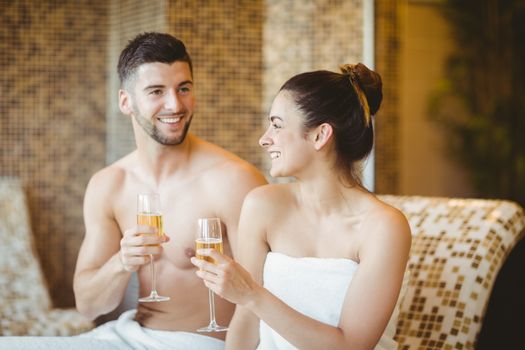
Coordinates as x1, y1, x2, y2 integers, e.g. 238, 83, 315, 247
195, 217, 228, 332
137, 193, 170, 302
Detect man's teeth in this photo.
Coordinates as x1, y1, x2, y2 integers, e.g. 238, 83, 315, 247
159, 117, 181, 123
270, 152, 280, 159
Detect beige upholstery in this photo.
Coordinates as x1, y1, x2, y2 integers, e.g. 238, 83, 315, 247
380, 195, 525, 350
0, 177, 94, 336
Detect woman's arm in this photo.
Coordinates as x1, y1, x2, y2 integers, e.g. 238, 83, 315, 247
194, 204, 411, 350
252, 207, 411, 349
194, 188, 270, 349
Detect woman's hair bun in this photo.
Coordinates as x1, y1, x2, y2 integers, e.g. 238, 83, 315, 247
340, 63, 383, 115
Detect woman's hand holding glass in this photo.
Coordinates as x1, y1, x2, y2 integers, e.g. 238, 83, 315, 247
191, 246, 260, 307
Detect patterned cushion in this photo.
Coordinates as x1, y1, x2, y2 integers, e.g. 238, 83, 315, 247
379, 195, 525, 350
0, 178, 51, 315
0, 309, 94, 336
0, 177, 94, 335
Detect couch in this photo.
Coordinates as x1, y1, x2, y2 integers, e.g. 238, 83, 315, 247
379, 195, 525, 349
0, 177, 94, 336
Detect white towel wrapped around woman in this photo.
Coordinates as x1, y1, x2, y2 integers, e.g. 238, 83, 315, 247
257, 252, 408, 350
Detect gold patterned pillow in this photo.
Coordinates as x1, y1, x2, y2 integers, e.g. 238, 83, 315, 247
0, 178, 52, 321
379, 195, 525, 350
0, 178, 94, 335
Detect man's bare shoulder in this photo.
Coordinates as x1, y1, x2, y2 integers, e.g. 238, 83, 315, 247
192, 137, 267, 187
82, 153, 138, 241
86, 152, 137, 196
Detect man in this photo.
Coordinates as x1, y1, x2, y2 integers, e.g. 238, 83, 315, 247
71, 32, 266, 348
0, 32, 265, 350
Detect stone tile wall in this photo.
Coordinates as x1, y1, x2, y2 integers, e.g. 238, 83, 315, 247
167, 0, 266, 170
106, 0, 167, 163
0, 0, 108, 307
263, 0, 364, 179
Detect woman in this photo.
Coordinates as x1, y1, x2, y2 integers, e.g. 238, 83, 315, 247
191, 63, 411, 350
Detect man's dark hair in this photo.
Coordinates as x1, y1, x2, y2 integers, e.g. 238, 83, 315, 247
117, 32, 193, 87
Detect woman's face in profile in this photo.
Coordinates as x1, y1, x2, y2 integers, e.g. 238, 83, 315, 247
259, 91, 317, 178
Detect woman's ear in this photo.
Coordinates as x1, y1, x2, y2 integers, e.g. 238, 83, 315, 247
313, 123, 333, 151
119, 89, 133, 115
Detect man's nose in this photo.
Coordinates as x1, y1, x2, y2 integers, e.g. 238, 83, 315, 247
165, 90, 181, 110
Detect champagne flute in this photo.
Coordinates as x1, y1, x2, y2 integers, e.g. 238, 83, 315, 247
195, 217, 228, 332
137, 193, 170, 302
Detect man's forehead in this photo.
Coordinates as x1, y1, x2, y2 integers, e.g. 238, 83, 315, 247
135, 61, 192, 82
125, 62, 192, 93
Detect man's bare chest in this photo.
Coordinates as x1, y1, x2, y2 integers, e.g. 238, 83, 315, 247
113, 185, 224, 269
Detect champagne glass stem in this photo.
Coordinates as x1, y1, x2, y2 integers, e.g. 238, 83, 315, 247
196, 217, 227, 331
137, 193, 169, 303
149, 254, 158, 296
208, 289, 217, 327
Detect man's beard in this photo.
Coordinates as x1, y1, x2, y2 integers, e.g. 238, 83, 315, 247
133, 109, 193, 146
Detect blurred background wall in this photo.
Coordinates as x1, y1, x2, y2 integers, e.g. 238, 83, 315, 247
398, 1, 474, 197
0, 1, 108, 307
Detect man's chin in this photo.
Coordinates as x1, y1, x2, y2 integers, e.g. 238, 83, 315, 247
154, 121, 191, 145
156, 135, 187, 146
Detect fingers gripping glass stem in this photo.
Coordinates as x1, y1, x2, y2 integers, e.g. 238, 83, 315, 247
137, 193, 170, 303
196, 218, 228, 332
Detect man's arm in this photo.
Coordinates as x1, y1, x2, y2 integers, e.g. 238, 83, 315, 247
73, 169, 164, 320
73, 171, 130, 320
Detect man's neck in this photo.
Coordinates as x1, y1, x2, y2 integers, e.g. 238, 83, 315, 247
136, 134, 195, 186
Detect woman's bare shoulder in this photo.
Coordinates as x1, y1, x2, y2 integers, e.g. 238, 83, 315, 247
243, 183, 296, 213
249, 182, 295, 201
360, 196, 412, 253
371, 195, 407, 220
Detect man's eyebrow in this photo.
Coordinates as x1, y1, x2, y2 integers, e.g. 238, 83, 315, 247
269, 116, 283, 122
143, 81, 193, 91
143, 84, 165, 91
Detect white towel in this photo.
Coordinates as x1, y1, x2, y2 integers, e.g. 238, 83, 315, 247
0, 310, 224, 350
257, 252, 408, 350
